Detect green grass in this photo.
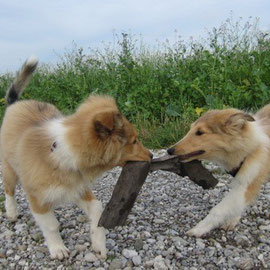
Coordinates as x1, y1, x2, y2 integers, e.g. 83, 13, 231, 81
0, 16, 270, 149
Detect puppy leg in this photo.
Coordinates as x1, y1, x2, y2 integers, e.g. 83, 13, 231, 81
187, 175, 265, 237
2, 160, 18, 221
77, 190, 107, 259
187, 186, 245, 237
29, 195, 69, 260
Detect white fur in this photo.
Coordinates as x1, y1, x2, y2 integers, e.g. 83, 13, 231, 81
188, 121, 270, 237
5, 194, 18, 221
26, 55, 38, 67
42, 182, 90, 205
47, 119, 77, 171
32, 211, 69, 260
77, 199, 107, 258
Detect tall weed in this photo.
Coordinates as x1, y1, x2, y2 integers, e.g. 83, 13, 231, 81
0, 16, 269, 148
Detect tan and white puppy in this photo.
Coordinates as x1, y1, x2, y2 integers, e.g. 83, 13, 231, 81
0, 57, 152, 260
167, 108, 270, 237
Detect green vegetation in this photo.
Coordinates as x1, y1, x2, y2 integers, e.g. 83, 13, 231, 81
0, 17, 270, 148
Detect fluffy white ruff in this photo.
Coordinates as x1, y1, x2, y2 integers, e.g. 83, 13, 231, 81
32, 211, 69, 260
47, 118, 77, 171
5, 194, 18, 221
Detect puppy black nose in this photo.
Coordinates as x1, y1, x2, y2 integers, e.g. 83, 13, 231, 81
150, 152, 153, 159
167, 147, 175, 155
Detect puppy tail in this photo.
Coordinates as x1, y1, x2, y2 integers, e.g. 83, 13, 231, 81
6, 56, 39, 105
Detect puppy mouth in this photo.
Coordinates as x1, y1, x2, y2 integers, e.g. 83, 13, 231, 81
178, 150, 205, 161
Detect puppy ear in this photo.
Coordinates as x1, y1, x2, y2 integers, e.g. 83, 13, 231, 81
94, 111, 123, 139
225, 112, 255, 130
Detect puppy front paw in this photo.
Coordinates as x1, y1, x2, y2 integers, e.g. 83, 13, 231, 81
49, 244, 69, 260
221, 216, 240, 231
91, 226, 107, 259
187, 221, 213, 237
187, 226, 208, 238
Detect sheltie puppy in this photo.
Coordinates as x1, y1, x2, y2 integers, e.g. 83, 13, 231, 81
167, 107, 270, 237
0, 57, 152, 259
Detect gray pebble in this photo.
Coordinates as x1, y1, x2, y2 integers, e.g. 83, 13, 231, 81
84, 252, 97, 262
132, 255, 142, 266
109, 258, 123, 270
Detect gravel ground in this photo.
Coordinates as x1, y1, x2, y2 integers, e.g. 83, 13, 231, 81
0, 150, 269, 269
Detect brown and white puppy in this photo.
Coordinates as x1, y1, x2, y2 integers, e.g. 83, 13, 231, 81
167, 108, 270, 237
0, 57, 152, 260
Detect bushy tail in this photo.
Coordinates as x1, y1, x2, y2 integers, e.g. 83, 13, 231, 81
6, 56, 38, 105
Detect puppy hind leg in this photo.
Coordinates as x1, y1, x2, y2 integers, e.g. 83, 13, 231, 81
2, 160, 18, 221
29, 195, 69, 260
77, 190, 107, 259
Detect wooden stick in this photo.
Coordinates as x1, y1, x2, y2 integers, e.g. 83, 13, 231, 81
98, 161, 150, 229
99, 156, 218, 228
150, 155, 218, 189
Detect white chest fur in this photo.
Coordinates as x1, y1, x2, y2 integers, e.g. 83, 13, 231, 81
47, 119, 77, 171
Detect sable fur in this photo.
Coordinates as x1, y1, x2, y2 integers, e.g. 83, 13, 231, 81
0, 57, 151, 259
168, 107, 270, 237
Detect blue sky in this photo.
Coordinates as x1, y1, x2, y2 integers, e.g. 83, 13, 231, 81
0, 0, 270, 74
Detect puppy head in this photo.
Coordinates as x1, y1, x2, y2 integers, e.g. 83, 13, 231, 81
71, 95, 152, 167
167, 109, 255, 163
93, 110, 152, 166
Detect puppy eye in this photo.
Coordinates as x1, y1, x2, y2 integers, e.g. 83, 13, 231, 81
195, 130, 204, 136
133, 139, 137, 144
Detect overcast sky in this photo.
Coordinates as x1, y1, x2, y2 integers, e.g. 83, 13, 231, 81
1, 0, 270, 74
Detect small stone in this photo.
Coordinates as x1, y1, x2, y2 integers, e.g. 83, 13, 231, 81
75, 244, 87, 252
76, 253, 84, 260
236, 258, 254, 270
147, 238, 156, 244
0, 229, 14, 240
0, 250, 6, 258
36, 251, 45, 259
154, 219, 164, 224
18, 245, 27, 251
85, 252, 97, 262
173, 236, 188, 249
196, 239, 205, 249
14, 223, 26, 233
32, 232, 43, 242
208, 247, 216, 257
6, 249, 14, 256
234, 235, 250, 247
107, 239, 116, 249
134, 239, 144, 251
132, 255, 142, 266
143, 231, 151, 238
14, 255, 21, 260
109, 258, 123, 270
77, 215, 87, 223
122, 249, 138, 259
153, 255, 168, 270
259, 224, 270, 231
18, 260, 26, 266
27, 220, 35, 227
37, 247, 48, 253
70, 250, 78, 258
145, 260, 154, 267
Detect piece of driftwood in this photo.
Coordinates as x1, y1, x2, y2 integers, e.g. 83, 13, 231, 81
150, 155, 218, 189
98, 161, 150, 229
99, 155, 218, 229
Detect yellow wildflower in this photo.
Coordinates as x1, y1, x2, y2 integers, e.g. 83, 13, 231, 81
195, 107, 204, 117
